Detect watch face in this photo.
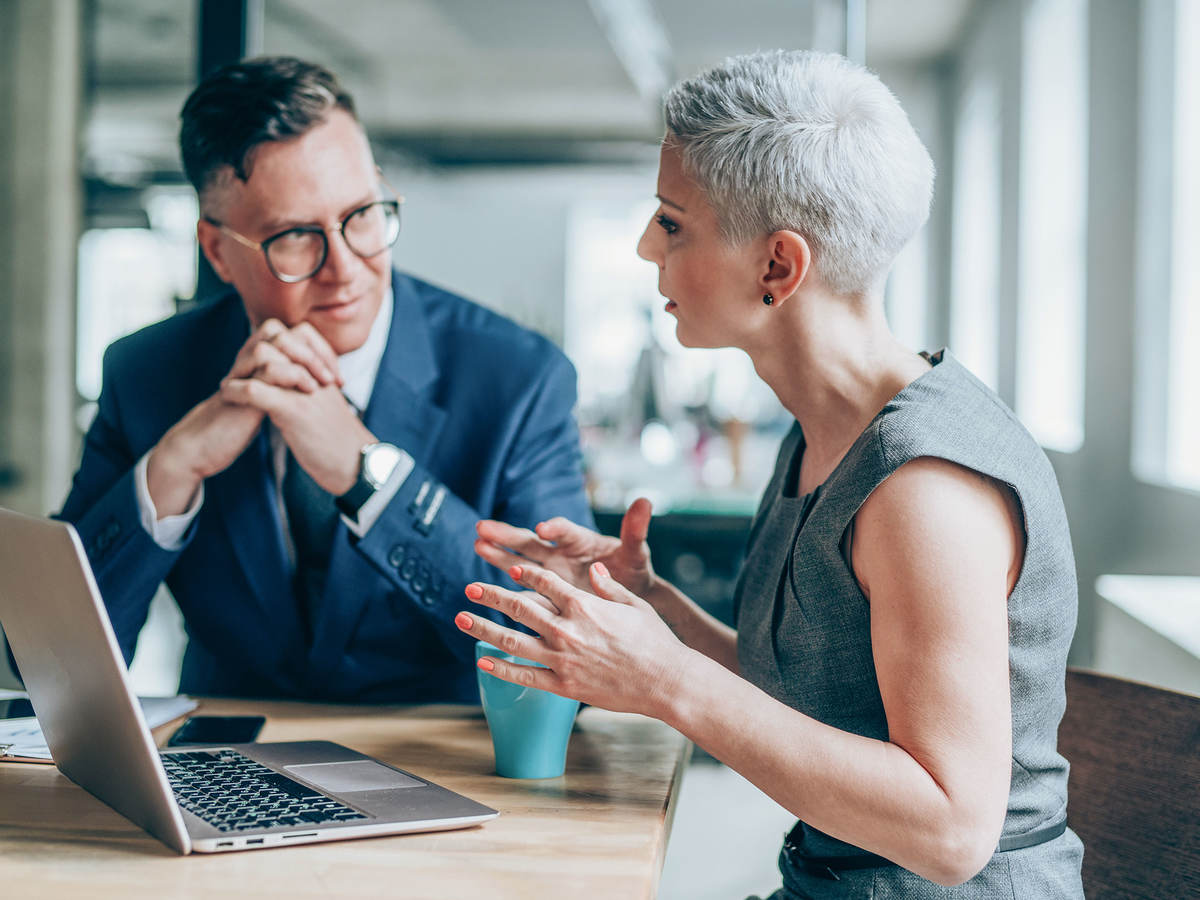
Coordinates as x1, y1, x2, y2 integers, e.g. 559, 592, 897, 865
363, 443, 403, 488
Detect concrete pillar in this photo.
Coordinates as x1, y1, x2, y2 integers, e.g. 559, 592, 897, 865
0, 0, 84, 688
0, 0, 83, 517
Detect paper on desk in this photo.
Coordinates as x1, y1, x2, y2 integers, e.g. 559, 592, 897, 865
0, 694, 197, 762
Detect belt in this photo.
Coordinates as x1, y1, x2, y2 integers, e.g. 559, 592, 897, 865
780, 816, 1068, 882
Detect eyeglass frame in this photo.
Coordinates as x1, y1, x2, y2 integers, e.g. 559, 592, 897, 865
203, 178, 405, 284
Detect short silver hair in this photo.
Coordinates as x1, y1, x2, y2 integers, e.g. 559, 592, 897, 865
663, 50, 934, 295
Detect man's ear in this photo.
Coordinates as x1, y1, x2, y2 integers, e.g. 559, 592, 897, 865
759, 230, 811, 306
196, 218, 234, 285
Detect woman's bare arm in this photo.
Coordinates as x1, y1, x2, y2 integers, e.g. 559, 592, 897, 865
459, 457, 1020, 886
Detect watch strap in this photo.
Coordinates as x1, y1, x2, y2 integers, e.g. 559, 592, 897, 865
335, 476, 375, 518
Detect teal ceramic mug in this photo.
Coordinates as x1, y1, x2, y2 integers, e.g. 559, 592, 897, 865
476, 640, 580, 779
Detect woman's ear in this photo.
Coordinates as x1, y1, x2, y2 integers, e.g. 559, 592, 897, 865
196, 218, 235, 285
759, 230, 811, 306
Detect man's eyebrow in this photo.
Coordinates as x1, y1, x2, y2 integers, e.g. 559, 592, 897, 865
656, 193, 686, 213
257, 216, 313, 234
257, 194, 380, 234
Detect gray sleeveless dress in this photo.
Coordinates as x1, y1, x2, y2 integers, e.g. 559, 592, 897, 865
736, 351, 1085, 899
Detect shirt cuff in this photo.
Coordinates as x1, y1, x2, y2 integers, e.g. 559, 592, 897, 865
342, 448, 414, 538
134, 451, 204, 550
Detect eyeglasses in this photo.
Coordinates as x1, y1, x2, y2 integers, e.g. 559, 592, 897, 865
206, 195, 403, 284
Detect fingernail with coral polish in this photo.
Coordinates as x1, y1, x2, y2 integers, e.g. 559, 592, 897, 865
593, 562, 610, 578
478, 658, 495, 672
509, 565, 523, 580
465, 584, 483, 600
455, 612, 474, 630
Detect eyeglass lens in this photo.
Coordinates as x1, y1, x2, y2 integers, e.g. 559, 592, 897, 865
266, 201, 401, 281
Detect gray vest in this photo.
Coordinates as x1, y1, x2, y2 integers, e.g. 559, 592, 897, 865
735, 351, 1084, 898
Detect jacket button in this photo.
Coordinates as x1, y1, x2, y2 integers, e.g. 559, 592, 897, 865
411, 563, 430, 594
387, 544, 407, 568
400, 557, 418, 582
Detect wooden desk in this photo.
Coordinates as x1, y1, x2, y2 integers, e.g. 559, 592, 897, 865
0, 700, 691, 898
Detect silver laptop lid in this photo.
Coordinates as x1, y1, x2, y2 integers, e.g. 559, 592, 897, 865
0, 508, 191, 853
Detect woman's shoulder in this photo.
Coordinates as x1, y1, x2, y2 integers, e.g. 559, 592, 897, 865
867, 351, 1045, 478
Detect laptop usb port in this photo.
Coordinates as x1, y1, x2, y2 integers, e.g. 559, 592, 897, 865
217, 841, 233, 848
245, 838, 264, 845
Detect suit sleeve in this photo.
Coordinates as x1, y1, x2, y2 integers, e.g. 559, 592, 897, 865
352, 352, 593, 664
55, 344, 191, 666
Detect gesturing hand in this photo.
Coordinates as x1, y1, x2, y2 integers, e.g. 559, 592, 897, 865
475, 497, 657, 597
454, 561, 692, 720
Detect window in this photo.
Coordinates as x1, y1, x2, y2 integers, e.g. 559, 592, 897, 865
1133, 0, 1200, 491
1016, 0, 1088, 452
950, 74, 1001, 390
76, 188, 197, 403
1165, 0, 1200, 488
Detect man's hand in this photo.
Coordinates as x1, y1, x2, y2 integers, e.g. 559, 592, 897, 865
226, 318, 343, 393
218, 316, 371, 495
145, 318, 347, 518
474, 497, 657, 598
146, 395, 265, 517
220, 378, 372, 495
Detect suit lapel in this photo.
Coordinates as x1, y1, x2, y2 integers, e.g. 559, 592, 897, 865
311, 272, 447, 665
362, 271, 447, 459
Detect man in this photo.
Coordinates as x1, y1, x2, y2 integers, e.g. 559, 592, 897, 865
53, 57, 592, 702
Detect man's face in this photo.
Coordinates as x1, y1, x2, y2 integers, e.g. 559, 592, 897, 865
197, 109, 391, 356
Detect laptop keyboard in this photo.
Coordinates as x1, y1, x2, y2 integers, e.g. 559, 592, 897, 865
160, 748, 369, 833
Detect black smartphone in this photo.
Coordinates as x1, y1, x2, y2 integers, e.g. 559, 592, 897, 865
167, 714, 266, 746
0, 698, 35, 719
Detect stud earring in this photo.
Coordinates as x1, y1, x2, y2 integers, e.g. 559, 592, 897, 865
762, 293, 774, 306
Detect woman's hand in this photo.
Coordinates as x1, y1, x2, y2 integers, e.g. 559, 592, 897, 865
454, 560, 692, 719
475, 497, 657, 598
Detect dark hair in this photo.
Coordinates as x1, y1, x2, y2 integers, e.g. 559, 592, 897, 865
179, 56, 358, 198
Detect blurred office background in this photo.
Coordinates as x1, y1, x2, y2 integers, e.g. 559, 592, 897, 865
0, 1, 1196, 896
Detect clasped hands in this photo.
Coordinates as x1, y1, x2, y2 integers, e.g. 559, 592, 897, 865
147, 318, 372, 518
459, 499, 694, 720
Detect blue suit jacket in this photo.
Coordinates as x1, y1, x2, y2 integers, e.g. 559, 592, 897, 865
55, 271, 592, 703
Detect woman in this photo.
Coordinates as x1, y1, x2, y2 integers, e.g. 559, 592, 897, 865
456, 50, 1085, 898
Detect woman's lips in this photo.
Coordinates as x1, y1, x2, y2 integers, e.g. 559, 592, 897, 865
665, 300, 678, 312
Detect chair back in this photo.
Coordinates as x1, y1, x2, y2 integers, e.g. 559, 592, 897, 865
1059, 668, 1200, 898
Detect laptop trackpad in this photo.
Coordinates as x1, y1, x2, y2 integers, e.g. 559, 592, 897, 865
286, 760, 423, 793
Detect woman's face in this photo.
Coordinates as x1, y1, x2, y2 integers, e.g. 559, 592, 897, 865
637, 143, 762, 349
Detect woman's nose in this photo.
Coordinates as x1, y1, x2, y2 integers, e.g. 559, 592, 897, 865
636, 220, 660, 265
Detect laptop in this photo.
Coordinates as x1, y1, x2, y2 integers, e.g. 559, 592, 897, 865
0, 507, 498, 853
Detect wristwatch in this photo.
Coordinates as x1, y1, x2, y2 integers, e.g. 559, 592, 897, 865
336, 441, 404, 520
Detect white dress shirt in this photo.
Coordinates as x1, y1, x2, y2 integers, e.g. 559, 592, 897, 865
134, 288, 412, 554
